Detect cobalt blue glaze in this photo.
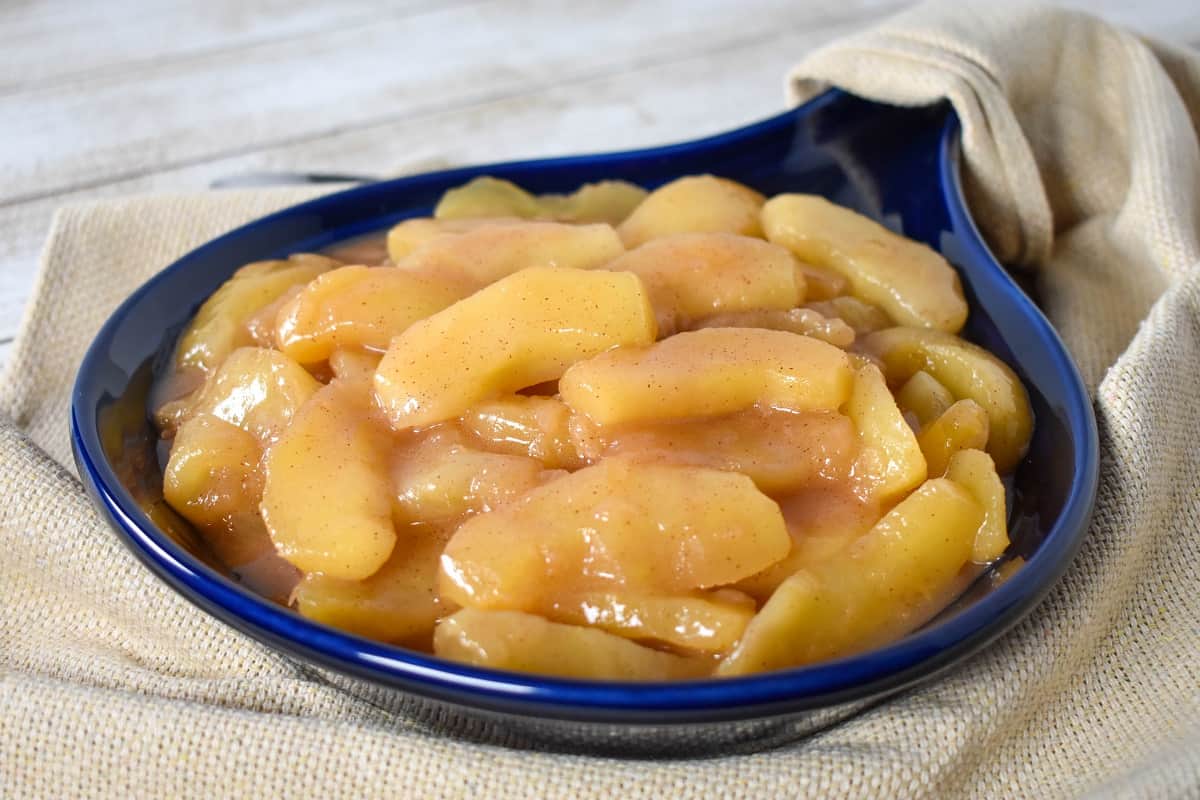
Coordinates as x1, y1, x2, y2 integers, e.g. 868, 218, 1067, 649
71, 90, 1098, 752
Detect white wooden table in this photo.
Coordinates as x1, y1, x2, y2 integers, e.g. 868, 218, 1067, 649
1, 1, 1196, 367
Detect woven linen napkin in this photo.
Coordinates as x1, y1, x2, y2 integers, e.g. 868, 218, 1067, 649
3, 2, 1199, 796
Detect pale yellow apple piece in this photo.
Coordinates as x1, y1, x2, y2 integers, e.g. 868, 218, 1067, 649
618, 175, 765, 247
736, 485, 883, 602
174, 254, 337, 374
762, 194, 967, 332
917, 399, 990, 477
718, 478, 982, 675
604, 233, 803, 334
691, 308, 855, 349
946, 448, 1010, 562
274, 265, 468, 363
433, 176, 543, 220
861, 327, 1034, 472
243, 285, 302, 349
548, 591, 755, 653
433, 608, 710, 680
804, 296, 893, 335
184, 347, 321, 446
570, 408, 855, 494
797, 262, 848, 300
395, 221, 624, 288
261, 381, 396, 580
438, 458, 790, 609
844, 363, 927, 504
460, 395, 586, 470
559, 327, 853, 426
328, 349, 382, 386
374, 267, 656, 430
294, 524, 456, 643
896, 370, 955, 427
539, 180, 648, 224
385, 216, 525, 263
164, 414, 263, 530
391, 428, 550, 523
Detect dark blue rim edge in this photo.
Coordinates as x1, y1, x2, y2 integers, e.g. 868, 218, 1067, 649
69, 95, 1100, 723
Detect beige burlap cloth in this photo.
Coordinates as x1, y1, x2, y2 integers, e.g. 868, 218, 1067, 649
3, 2, 1199, 797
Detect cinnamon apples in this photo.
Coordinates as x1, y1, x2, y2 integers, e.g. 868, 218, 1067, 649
374, 266, 656, 430
559, 327, 853, 426
762, 194, 967, 333
260, 381, 396, 580
619, 175, 765, 247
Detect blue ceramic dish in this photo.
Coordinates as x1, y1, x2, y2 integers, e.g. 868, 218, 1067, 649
71, 90, 1098, 755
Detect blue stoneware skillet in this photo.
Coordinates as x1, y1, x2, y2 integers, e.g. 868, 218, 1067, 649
71, 89, 1098, 756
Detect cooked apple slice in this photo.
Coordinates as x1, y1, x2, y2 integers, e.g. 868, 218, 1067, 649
438, 458, 790, 610
896, 370, 955, 427
718, 478, 982, 675
434, 608, 710, 680
690, 308, 855, 349
274, 265, 468, 363
539, 180, 648, 224
391, 427, 550, 523
559, 327, 853, 426
762, 194, 967, 332
548, 590, 755, 654
395, 221, 624, 287
604, 233, 803, 334
374, 266, 656, 430
571, 407, 855, 494
174, 254, 337, 374
293, 523, 455, 643
844, 363, 927, 504
918, 399, 990, 476
861, 327, 1034, 472
386, 216, 526, 262
433, 176, 544, 220
260, 381, 396, 580
183, 347, 321, 446
164, 414, 263, 530
460, 395, 586, 470
328, 349, 382, 386
946, 448, 1010, 562
796, 262, 848, 300
804, 295, 893, 335
618, 175, 765, 247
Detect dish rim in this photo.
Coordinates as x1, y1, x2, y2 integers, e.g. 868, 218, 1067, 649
70, 92, 1099, 724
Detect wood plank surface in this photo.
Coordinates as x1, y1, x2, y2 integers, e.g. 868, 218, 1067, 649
0, 0, 1196, 369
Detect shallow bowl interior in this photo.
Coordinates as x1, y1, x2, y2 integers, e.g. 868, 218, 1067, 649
71, 90, 1098, 753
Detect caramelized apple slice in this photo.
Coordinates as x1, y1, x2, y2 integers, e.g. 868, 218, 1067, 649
434, 176, 543, 220
328, 349, 382, 386
804, 295, 893, 335
691, 308, 855, 349
293, 524, 455, 643
549, 590, 755, 653
946, 448, 1010, 562
374, 267, 656, 430
182, 347, 321, 445
438, 458, 790, 609
618, 175, 765, 247
571, 408, 855, 494
275, 265, 468, 363
164, 414, 263, 530
261, 381, 396, 580
434, 609, 710, 680
918, 399, 990, 476
395, 221, 624, 287
719, 478, 982, 675
604, 233, 803, 334
386, 216, 524, 262
844, 363, 927, 504
896, 370, 955, 427
762, 194, 967, 332
861, 327, 1034, 472
460, 395, 586, 470
560, 328, 853, 426
391, 428, 550, 523
174, 254, 337, 374
539, 180, 648, 224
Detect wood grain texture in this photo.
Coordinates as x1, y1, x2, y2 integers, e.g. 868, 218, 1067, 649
0, 0, 1195, 368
